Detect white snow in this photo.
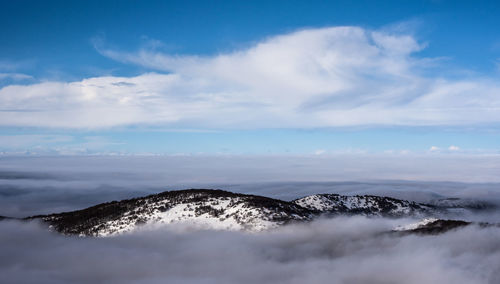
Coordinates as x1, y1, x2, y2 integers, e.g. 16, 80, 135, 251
293, 194, 429, 217
393, 218, 438, 231
88, 195, 300, 237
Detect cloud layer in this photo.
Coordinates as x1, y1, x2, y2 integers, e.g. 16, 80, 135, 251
2, 155, 500, 217
2, 217, 500, 284
2, 155, 500, 283
1, 26, 500, 128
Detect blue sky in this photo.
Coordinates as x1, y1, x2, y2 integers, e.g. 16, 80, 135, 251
1, 0, 500, 155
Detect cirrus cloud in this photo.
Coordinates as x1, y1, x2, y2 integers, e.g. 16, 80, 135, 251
1, 26, 500, 128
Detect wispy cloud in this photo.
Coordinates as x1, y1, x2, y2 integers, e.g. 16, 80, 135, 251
0, 135, 73, 148
0, 60, 34, 72
1, 26, 500, 128
0, 73, 33, 81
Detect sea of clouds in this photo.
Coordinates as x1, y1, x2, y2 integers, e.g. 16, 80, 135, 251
1, 217, 500, 284
1, 155, 500, 217
1, 155, 500, 283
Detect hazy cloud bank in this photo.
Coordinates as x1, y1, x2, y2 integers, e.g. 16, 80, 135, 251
2, 155, 500, 217
2, 156, 499, 283
1, 217, 500, 284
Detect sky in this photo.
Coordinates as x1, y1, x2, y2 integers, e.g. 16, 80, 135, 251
4, 3, 500, 282
1, 0, 500, 155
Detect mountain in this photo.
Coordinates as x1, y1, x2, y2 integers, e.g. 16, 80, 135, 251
28, 189, 315, 236
17, 189, 491, 237
393, 218, 472, 235
393, 216, 500, 235
292, 194, 436, 217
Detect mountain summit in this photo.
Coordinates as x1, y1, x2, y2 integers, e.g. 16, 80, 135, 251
29, 189, 314, 236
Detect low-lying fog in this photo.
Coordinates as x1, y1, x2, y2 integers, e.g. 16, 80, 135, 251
2, 217, 500, 284
1, 155, 500, 217
1, 155, 500, 283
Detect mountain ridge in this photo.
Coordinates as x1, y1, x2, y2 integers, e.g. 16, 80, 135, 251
27, 189, 316, 236
8, 189, 493, 236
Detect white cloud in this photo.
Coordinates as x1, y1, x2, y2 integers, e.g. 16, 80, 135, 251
449, 145, 460, 151
314, 149, 326, 155
429, 146, 440, 151
1, 26, 500, 128
3, 217, 500, 284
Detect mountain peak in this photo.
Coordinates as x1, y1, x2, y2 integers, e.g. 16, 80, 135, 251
293, 193, 434, 217
31, 189, 315, 236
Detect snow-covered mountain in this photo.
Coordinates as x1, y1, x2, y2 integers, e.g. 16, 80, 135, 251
30, 189, 315, 236
23, 189, 490, 236
393, 218, 473, 235
292, 194, 435, 217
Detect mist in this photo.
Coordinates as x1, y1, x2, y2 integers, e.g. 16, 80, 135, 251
1, 217, 500, 284
2, 155, 500, 283
2, 155, 500, 217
